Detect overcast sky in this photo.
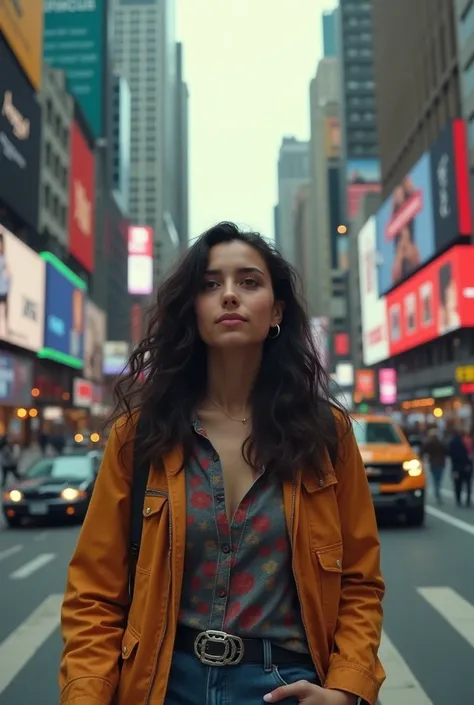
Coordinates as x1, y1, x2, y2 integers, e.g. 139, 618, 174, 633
176, 0, 338, 241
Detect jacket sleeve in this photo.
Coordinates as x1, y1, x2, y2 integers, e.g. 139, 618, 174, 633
59, 419, 134, 705
324, 418, 386, 705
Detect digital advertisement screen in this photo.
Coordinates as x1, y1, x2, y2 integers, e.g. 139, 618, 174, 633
346, 159, 381, 220
0, 224, 45, 352
386, 245, 474, 357
0, 35, 41, 229
0, 352, 33, 406
69, 122, 95, 272
376, 152, 434, 295
357, 217, 390, 366
0, 0, 44, 89
128, 225, 153, 295
379, 368, 397, 405
43, 0, 105, 136
376, 119, 472, 296
84, 300, 106, 383
39, 253, 87, 369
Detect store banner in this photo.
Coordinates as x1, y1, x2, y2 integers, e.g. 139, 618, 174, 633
0, 0, 44, 89
0, 35, 41, 229
0, 352, 33, 406
69, 122, 95, 272
84, 300, 106, 383
39, 253, 87, 369
386, 245, 474, 357
357, 216, 389, 366
0, 224, 45, 352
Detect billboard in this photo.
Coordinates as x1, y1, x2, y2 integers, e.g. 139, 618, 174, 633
128, 225, 153, 295
103, 341, 130, 376
0, 351, 33, 406
358, 217, 389, 366
0, 35, 41, 229
430, 119, 471, 243
43, 0, 105, 137
324, 117, 340, 159
84, 299, 106, 382
386, 245, 474, 357
355, 369, 376, 400
379, 368, 397, 405
0, 224, 45, 352
377, 119, 471, 295
69, 122, 95, 271
39, 252, 87, 368
346, 159, 381, 220
0, 0, 44, 89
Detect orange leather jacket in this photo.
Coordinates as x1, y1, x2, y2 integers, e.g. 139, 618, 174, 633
59, 416, 385, 705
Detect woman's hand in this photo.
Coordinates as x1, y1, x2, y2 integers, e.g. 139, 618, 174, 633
263, 681, 358, 704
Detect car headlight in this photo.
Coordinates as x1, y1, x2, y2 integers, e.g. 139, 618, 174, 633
61, 488, 86, 501
403, 459, 423, 476
4, 489, 23, 502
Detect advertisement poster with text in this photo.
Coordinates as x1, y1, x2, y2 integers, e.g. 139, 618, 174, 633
0, 0, 44, 89
0, 36, 41, 229
0, 225, 45, 352
346, 159, 381, 219
69, 122, 95, 272
357, 217, 389, 366
386, 245, 474, 357
42, 258, 86, 368
376, 152, 435, 295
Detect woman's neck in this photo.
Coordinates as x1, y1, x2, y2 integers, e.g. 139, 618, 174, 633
205, 347, 262, 415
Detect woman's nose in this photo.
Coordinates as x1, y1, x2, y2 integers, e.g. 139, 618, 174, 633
222, 289, 239, 306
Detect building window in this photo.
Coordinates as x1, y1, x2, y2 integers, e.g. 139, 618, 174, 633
459, 0, 474, 47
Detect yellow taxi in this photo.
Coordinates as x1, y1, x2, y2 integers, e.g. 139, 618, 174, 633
352, 413, 425, 526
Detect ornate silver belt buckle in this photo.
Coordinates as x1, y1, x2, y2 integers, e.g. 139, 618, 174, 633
194, 629, 244, 666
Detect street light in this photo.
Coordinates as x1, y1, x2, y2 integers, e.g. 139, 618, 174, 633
337, 224, 348, 235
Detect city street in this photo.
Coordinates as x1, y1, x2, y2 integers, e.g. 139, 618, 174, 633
0, 486, 473, 705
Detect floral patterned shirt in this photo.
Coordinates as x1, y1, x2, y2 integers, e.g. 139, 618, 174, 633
178, 418, 308, 653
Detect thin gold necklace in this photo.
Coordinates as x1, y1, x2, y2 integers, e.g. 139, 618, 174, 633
209, 399, 250, 424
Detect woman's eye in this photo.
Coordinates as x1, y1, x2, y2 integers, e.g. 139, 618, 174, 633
203, 280, 218, 290
242, 278, 258, 287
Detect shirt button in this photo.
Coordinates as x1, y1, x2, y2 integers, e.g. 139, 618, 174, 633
222, 544, 231, 554
122, 646, 127, 655
217, 588, 227, 598
216, 494, 225, 503
145, 507, 151, 515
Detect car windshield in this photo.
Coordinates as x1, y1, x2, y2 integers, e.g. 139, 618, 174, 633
353, 421, 404, 445
25, 456, 92, 481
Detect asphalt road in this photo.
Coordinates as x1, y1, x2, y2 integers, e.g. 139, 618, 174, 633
0, 484, 473, 705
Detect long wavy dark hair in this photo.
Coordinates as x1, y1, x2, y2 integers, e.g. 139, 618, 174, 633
112, 222, 349, 480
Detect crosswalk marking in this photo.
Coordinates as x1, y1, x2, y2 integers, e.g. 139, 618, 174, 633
0, 544, 22, 563
0, 594, 63, 696
426, 505, 474, 536
378, 631, 433, 705
417, 587, 474, 648
9, 553, 56, 579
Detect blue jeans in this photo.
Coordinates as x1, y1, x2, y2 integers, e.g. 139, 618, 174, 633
165, 644, 320, 705
430, 465, 445, 502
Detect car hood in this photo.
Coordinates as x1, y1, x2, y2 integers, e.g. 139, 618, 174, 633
358, 443, 418, 464
13, 476, 86, 491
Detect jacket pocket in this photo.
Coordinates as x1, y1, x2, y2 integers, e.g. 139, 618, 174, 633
136, 492, 169, 573
116, 627, 140, 705
315, 543, 343, 633
121, 625, 139, 663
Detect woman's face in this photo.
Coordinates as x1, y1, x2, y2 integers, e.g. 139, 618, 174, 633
194, 241, 283, 349
445, 280, 457, 315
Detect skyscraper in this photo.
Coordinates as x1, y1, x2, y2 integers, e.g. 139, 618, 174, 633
322, 10, 337, 57
112, 0, 187, 282
276, 137, 310, 270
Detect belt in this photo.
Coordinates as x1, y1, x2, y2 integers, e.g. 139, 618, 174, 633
175, 625, 314, 667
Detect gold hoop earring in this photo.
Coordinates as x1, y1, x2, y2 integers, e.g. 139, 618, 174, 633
268, 324, 281, 339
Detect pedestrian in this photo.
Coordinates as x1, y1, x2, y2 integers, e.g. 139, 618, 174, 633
59, 222, 385, 705
448, 428, 472, 507
421, 427, 447, 505
0, 434, 20, 487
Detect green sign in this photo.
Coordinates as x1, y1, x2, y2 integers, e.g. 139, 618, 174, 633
43, 0, 105, 137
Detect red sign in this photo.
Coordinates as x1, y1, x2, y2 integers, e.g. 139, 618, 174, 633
128, 226, 153, 256
347, 183, 381, 219
386, 245, 474, 357
69, 122, 95, 272
73, 378, 93, 407
334, 333, 349, 356
355, 369, 376, 399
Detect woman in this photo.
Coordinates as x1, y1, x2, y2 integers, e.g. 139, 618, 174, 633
59, 223, 385, 705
